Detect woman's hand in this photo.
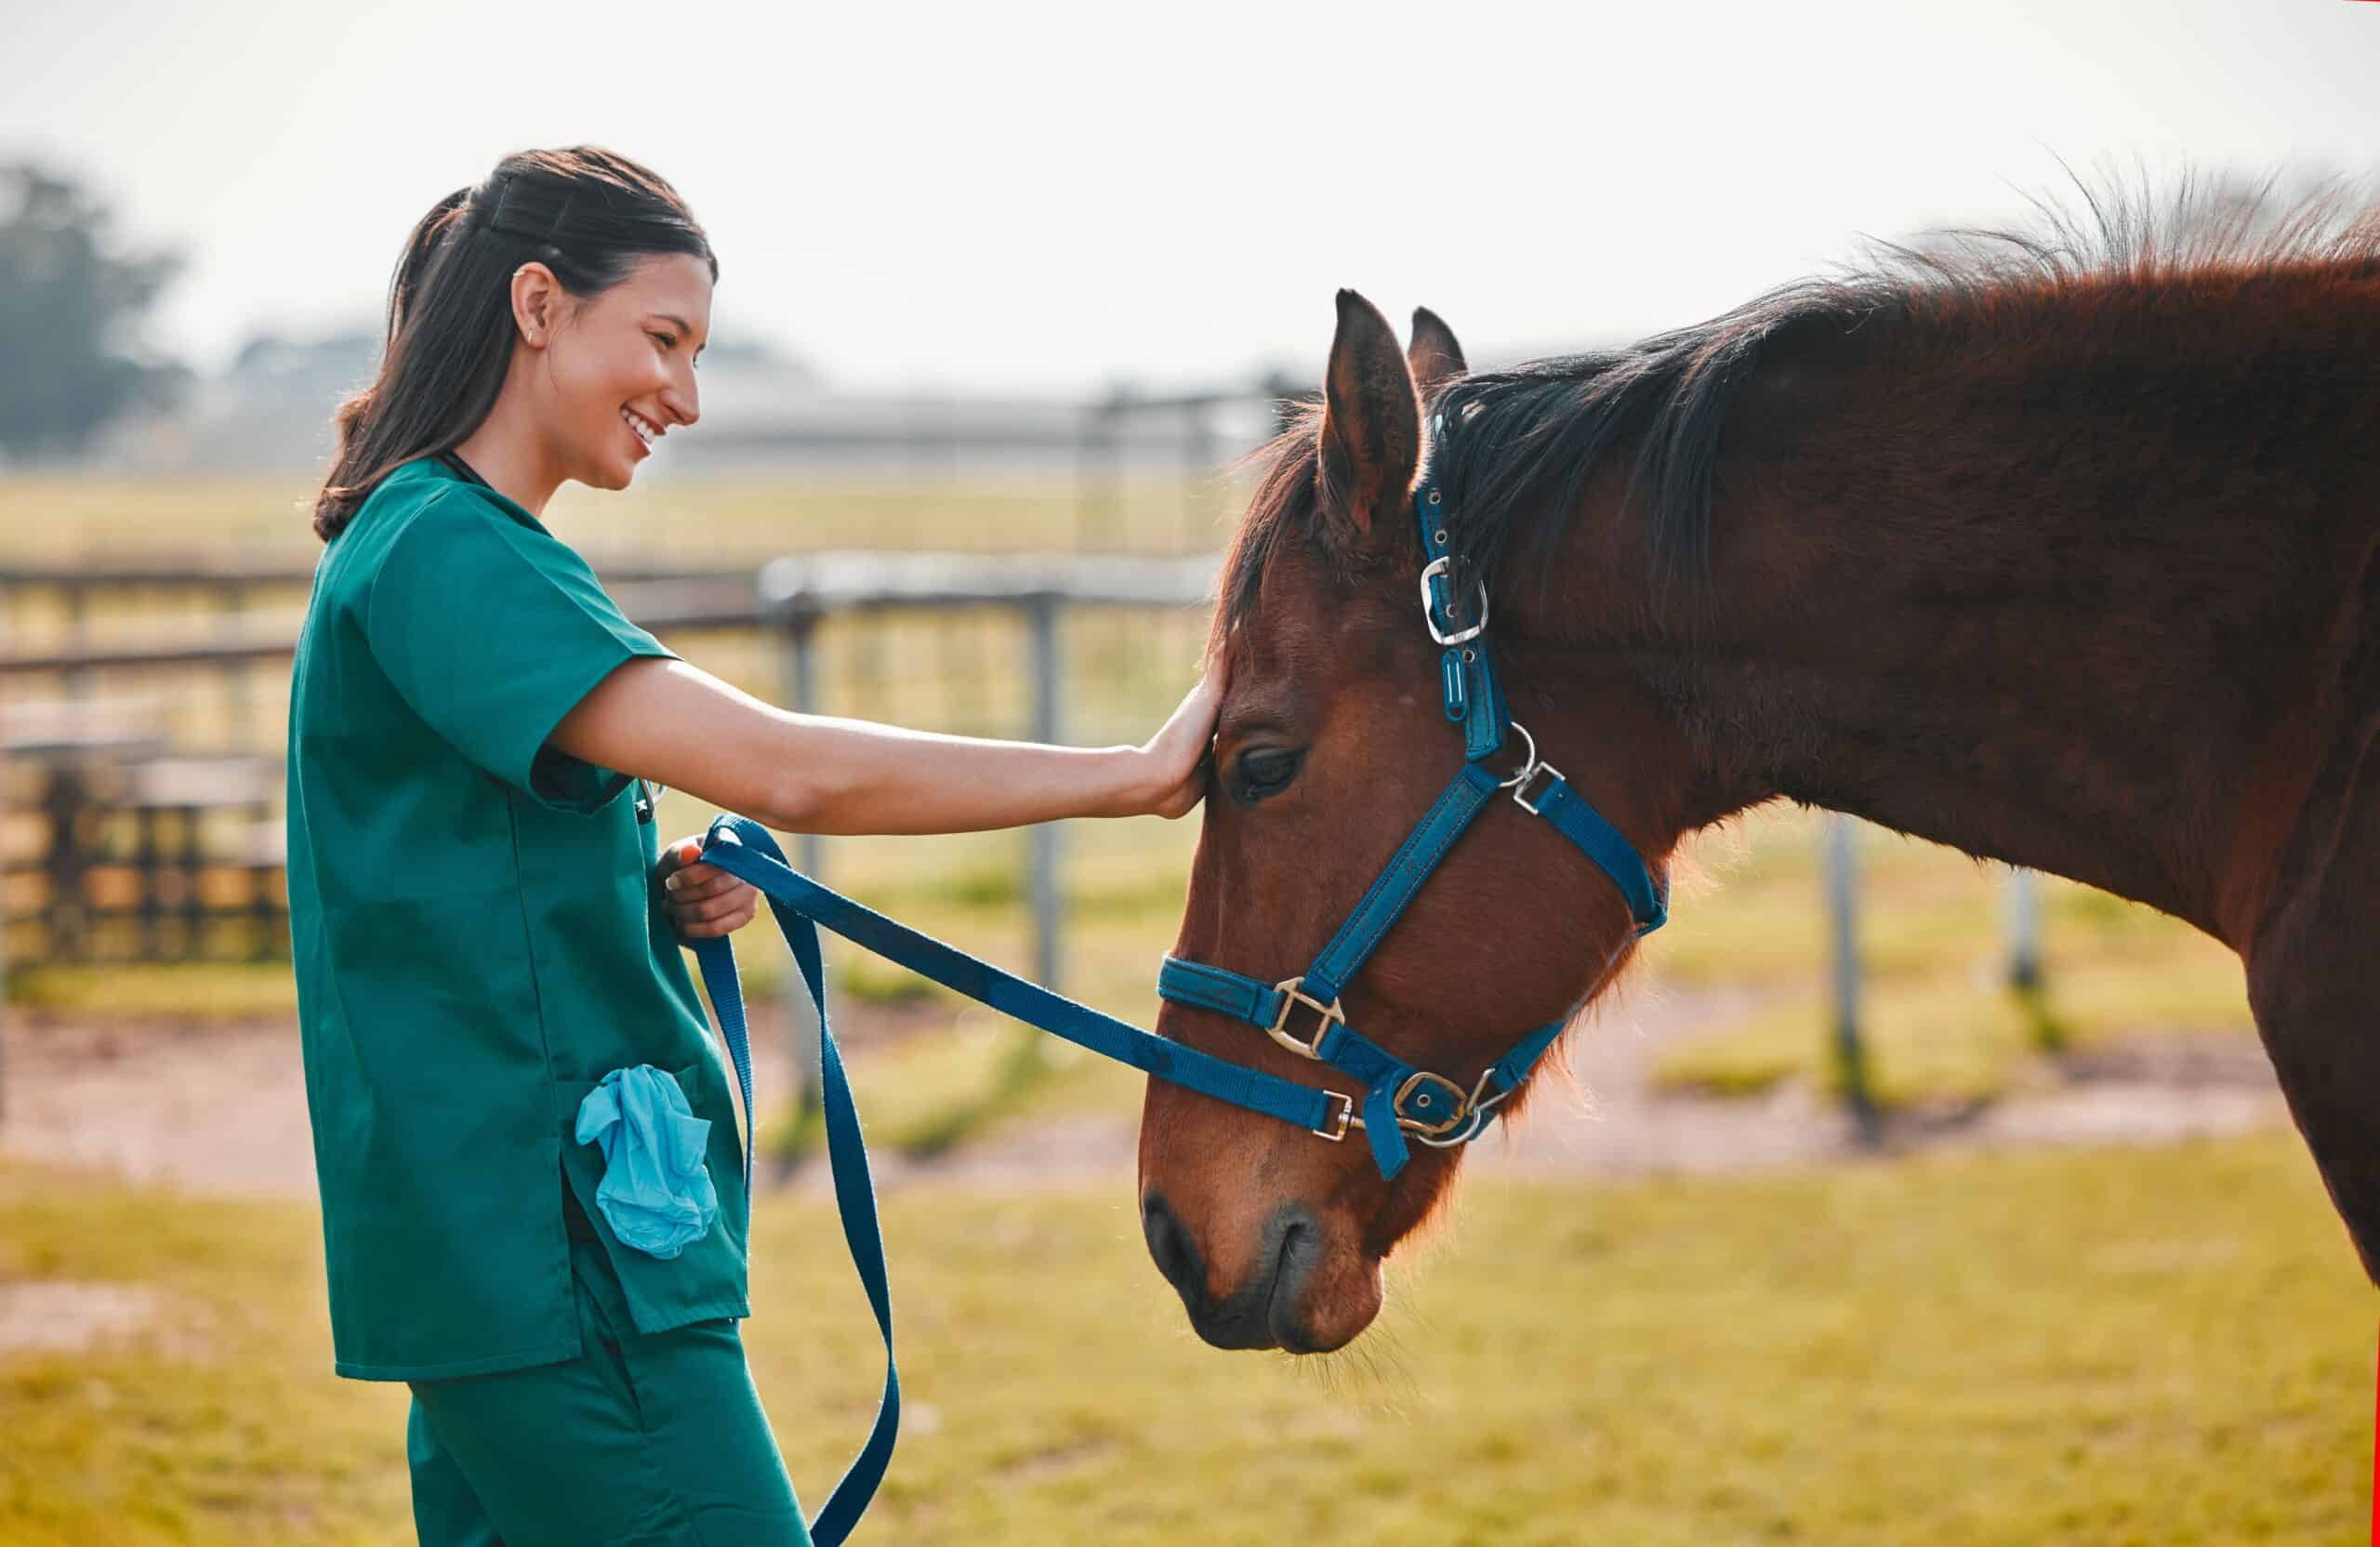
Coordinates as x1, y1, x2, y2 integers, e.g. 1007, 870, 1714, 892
1130, 654, 1230, 819
653, 838, 760, 941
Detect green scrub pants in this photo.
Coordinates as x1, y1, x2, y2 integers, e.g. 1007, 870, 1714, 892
404, 1229, 812, 1546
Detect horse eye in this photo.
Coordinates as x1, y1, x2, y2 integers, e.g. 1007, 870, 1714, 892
1233, 747, 1304, 801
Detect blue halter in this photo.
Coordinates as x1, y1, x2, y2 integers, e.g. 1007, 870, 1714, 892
677, 433, 1667, 1540
1152, 446, 1668, 1181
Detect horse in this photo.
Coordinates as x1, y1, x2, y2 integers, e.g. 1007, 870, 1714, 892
1134, 172, 2380, 1355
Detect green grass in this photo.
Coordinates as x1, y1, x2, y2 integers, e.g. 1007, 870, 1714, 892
2, 1131, 2370, 1545
0, 469, 1238, 565
3, 961, 305, 1024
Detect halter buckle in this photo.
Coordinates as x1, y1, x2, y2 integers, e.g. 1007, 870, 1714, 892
1419, 557, 1489, 646
1391, 1070, 1473, 1139
1311, 1090, 1356, 1144
1511, 760, 1564, 815
1267, 977, 1345, 1059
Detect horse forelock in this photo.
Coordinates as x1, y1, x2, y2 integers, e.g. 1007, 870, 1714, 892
1209, 402, 1326, 665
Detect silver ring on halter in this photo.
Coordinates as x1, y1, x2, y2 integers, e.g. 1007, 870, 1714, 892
1492, 720, 1567, 814
1419, 557, 1489, 646
1412, 1109, 1493, 1147
1492, 721, 1540, 788
1411, 1064, 1524, 1148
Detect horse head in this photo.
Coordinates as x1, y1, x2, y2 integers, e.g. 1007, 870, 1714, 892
1137, 291, 1694, 1352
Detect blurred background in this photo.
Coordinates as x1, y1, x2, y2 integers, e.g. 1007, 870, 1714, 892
3, 3, 2377, 1543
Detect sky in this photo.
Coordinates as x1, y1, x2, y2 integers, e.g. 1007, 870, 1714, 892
11, 0, 2380, 398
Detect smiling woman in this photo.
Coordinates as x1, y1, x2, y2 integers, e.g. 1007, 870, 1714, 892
283, 145, 1226, 1547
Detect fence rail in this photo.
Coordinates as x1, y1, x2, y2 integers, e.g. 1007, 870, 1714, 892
0, 582, 770, 675
1, 542, 2048, 1141
0, 557, 745, 590
0, 549, 1230, 1125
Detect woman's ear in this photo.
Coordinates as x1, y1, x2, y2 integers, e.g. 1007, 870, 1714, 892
1315, 288, 1421, 554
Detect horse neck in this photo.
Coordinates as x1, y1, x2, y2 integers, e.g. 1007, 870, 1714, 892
1514, 277, 2380, 945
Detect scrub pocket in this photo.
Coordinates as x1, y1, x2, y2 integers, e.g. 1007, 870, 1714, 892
554, 1059, 751, 1337
574, 1064, 717, 1258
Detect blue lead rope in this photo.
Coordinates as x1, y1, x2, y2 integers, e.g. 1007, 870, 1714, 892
681, 811, 1375, 1544
685, 818, 892, 1547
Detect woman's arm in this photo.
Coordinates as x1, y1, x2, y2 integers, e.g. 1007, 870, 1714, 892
548, 653, 1226, 836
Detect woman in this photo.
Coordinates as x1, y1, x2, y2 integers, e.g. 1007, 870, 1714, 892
290, 145, 1223, 1546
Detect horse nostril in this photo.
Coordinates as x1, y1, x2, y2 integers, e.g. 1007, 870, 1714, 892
1276, 1215, 1311, 1275
1141, 1191, 1206, 1308
1266, 1210, 1323, 1351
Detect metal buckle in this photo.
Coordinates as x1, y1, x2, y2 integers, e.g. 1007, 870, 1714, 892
1267, 977, 1345, 1059
1419, 557, 1489, 646
1311, 1090, 1356, 1143
1392, 1070, 1472, 1139
1512, 761, 1564, 815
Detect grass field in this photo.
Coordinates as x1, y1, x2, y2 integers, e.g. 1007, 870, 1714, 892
0, 468, 1236, 564
1648, 809, 2258, 1107
0, 469, 2347, 1541
1, 1130, 2369, 1546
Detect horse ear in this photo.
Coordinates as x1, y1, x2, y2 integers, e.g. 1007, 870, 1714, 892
1316, 288, 1421, 547
1408, 306, 1467, 392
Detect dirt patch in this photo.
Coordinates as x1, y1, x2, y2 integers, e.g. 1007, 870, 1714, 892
0, 1280, 165, 1355
1, 1019, 324, 1197
800, 982, 2286, 1194
1470, 997, 2286, 1180
997, 1436, 1119, 1484
2048, 1032, 2279, 1087
0, 982, 2286, 1202
0, 998, 919, 1200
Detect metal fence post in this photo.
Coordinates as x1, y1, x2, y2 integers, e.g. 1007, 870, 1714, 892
2005, 868, 2042, 991
774, 605, 825, 1175
2004, 867, 2064, 1051
782, 611, 825, 882
1026, 596, 1064, 991
1825, 813, 1882, 1144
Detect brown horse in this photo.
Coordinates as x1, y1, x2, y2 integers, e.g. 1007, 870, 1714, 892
1137, 174, 2380, 1354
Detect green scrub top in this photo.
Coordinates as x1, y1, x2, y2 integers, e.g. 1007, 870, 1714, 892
285, 453, 750, 1382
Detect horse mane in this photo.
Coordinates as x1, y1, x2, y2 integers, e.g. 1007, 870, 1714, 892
1213, 165, 2380, 644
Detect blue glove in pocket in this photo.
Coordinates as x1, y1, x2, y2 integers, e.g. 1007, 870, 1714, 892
573, 1064, 719, 1259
